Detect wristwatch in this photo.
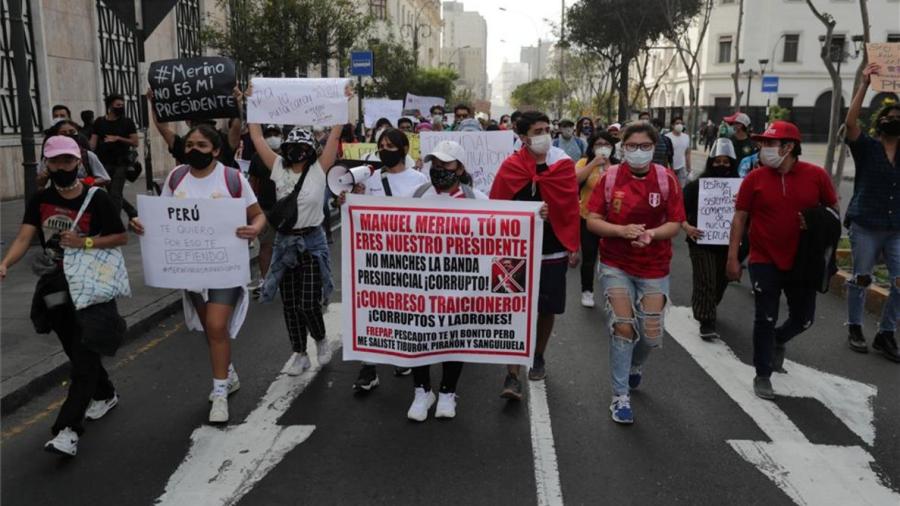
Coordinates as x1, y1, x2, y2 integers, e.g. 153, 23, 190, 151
84, 237, 94, 249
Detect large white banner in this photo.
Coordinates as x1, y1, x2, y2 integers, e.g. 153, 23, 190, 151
137, 195, 250, 289
419, 131, 517, 194
341, 195, 544, 367
363, 99, 403, 128
404, 93, 445, 115
246, 77, 349, 126
697, 177, 742, 245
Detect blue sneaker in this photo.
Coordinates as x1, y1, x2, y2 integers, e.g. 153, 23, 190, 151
628, 368, 642, 389
610, 395, 634, 424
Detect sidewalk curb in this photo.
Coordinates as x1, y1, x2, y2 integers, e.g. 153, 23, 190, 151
0, 291, 182, 416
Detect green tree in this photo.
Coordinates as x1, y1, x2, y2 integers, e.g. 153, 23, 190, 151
358, 39, 457, 103
511, 79, 562, 113
566, 0, 702, 121
411, 67, 458, 100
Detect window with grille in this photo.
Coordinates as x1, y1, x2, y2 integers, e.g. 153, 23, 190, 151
370, 0, 386, 20
96, 0, 141, 125
717, 36, 732, 64
0, 0, 42, 135
782, 34, 799, 63
177, 0, 202, 58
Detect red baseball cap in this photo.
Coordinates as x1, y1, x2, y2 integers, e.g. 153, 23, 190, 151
751, 120, 802, 143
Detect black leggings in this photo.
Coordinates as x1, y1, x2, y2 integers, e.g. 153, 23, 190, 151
580, 218, 600, 292
412, 362, 463, 393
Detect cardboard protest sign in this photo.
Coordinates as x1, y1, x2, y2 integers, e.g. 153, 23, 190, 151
867, 43, 900, 92
363, 99, 404, 128
408, 133, 421, 160
342, 143, 379, 160
474, 99, 492, 115
341, 195, 544, 367
697, 178, 742, 245
148, 56, 238, 122
404, 93, 445, 116
247, 78, 350, 126
137, 195, 250, 289
419, 131, 517, 194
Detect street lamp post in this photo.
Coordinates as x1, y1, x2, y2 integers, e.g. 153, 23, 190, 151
401, 10, 433, 69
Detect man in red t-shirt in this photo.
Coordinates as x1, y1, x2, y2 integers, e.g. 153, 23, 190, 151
726, 120, 838, 401
586, 122, 685, 425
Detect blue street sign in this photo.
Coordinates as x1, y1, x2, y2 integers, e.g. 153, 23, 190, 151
761, 75, 779, 93
350, 51, 374, 76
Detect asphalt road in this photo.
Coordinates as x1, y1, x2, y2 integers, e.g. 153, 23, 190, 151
2, 223, 898, 506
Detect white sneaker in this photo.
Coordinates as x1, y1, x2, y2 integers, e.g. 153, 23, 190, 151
209, 394, 229, 423
581, 291, 595, 308
406, 387, 436, 422
85, 393, 118, 421
44, 427, 78, 456
316, 340, 333, 366
434, 392, 457, 419
286, 353, 312, 376
208, 373, 241, 402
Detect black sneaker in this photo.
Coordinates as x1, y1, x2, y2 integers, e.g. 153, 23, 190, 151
872, 331, 900, 363
753, 376, 775, 400
528, 355, 546, 381
847, 324, 868, 353
772, 344, 787, 373
353, 365, 380, 391
699, 320, 719, 341
500, 373, 523, 401
393, 367, 412, 377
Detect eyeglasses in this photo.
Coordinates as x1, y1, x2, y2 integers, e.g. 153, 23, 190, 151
622, 143, 655, 152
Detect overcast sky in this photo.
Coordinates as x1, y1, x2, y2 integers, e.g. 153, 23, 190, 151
454, 0, 565, 82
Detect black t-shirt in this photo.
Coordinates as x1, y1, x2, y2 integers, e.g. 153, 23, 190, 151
92, 115, 137, 166
24, 186, 125, 257
248, 153, 276, 210
732, 136, 758, 165
513, 163, 566, 255
171, 130, 236, 168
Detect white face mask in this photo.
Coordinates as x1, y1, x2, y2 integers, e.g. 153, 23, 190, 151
624, 149, 653, 169
432, 114, 443, 125
53, 116, 67, 124
674, 124, 684, 133
528, 133, 552, 155
759, 146, 787, 168
595, 146, 612, 159
265, 136, 283, 150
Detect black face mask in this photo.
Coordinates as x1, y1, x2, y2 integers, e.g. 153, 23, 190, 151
710, 164, 732, 176
111, 106, 125, 117
877, 118, 900, 137
184, 149, 214, 169
283, 144, 314, 165
379, 149, 404, 167
430, 167, 460, 191
49, 168, 78, 188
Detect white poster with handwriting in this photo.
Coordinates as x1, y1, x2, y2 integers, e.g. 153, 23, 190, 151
697, 178, 742, 246
137, 195, 250, 289
247, 77, 349, 126
363, 99, 404, 128
420, 131, 517, 194
404, 93, 445, 115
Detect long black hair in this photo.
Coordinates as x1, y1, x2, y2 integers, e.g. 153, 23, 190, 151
377, 128, 410, 156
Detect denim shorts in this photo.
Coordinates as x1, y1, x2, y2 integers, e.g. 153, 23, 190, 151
597, 262, 670, 346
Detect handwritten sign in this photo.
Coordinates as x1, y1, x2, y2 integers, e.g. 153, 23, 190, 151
137, 195, 250, 289
363, 99, 403, 128
867, 43, 900, 92
697, 178, 742, 246
342, 195, 543, 367
342, 143, 379, 160
420, 131, 517, 194
247, 78, 350, 126
404, 93, 445, 116
148, 57, 238, 122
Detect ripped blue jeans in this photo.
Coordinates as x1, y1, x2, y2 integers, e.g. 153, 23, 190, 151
748, 263, 817, 378
598, 262, 669, 397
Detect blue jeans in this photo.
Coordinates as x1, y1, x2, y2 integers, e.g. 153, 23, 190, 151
598, 262, 669, 396
748, 263, 817, 378
846, 223, 900, 332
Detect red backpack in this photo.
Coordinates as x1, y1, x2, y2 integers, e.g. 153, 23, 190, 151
167, 164, 243, 198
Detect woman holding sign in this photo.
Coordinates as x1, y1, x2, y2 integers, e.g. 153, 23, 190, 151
245, 82, 352, 378
682, 138, 740, 341
132, 124, 265, 424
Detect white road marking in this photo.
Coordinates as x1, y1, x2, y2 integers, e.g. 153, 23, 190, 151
665, 306, 899, 505
155, 305, 343, 506
528, 380, 564, 506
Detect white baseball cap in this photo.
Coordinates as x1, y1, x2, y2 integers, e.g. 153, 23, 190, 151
424, 140, 468, 171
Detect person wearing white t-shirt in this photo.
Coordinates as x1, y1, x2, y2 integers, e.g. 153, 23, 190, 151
247, 121, 343, 378
665, 116, 692, 186
344, 128, 428, 391
132, 124, 265, 424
